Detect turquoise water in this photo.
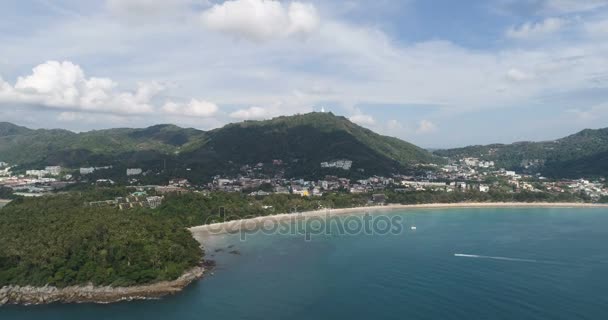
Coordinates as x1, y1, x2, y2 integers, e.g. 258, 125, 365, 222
3, 208, 608, 319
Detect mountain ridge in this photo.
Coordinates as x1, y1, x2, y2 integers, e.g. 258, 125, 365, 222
0, 113, 436, 181
434, 127, 608, 178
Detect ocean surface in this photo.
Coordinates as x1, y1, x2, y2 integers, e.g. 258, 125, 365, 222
3, 207, 608, 320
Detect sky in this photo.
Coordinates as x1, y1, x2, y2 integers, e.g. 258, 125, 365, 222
1, 0, 608, 148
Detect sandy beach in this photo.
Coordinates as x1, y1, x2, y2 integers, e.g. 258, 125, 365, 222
189, 202, 608, 238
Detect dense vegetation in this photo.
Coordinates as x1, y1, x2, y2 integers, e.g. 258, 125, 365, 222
0, 183, 591, 288
0, 113, 438, 182
0, 195, 202, 288
434, 127, 608, 178
155, 188, 587, 228
0, 187, 17, 200
156, 192, 371, 226
0, 122, 204, 167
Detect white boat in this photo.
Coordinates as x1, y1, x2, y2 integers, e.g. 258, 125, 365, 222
411, 226, 417, 230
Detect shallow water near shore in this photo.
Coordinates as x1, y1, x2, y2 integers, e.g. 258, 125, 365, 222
3, 207, 608, 320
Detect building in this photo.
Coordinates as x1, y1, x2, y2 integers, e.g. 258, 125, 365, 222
311, 187, 323, 197
292, 187, 310, 197
147, 196, 163, 209
479, 184, 490, 192
320, 159, 353, 170
80, 167, 95, 175
155, 186, 187, 194
45, 166, 62, 176
169, 178, 190, 187
274, 186, 290, 194
126, 168, 143, 176
25, 170, 48, 177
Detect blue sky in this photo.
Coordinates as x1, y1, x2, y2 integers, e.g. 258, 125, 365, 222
1, 0, 608, 148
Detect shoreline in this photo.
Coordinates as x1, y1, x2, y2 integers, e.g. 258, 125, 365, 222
190, 202, 608, 237
5, 202, 607, 306
0, 266, 205, 306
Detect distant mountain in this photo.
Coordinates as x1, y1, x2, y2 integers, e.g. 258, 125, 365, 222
0, 113, 437, 181
0, 122, 31, 137
0, 123, 205, 167
434, 128, 608, 178
179, 112, 436, 177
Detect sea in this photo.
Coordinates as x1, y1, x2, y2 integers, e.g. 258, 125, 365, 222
3, 207, 608, 320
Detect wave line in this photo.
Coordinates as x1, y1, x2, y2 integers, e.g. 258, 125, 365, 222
454, 253, 544, 264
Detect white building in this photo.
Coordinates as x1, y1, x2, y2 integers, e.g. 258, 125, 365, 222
146, 196, 163, 209
45, 166, 62, 176
26, 170, 48, 177
320, 159, 353, 170
479, 184, 490, 192
80, 167, 95, 175
126, 168, 142, 176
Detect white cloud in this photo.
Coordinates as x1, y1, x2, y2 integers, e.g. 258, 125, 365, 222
349, 113, 376, 126
0, 61, 222, 118
584, 18, 608, 38
57, 111, 81, 122
106, 0, 200, 20
506, 68, 535, 81
387, 119, 403, 131
162, 99, 219, 117
506, 17, 566, 39
495, 0, 608, 15
201, 0, 319, 41
229, 106, 271, 119
416, 120, 437, 134
543, 0, 608, 13
0, 61, 158, 114
566, 102, 608, 122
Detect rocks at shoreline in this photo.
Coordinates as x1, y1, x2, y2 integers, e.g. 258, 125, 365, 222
0, 266, 205, 306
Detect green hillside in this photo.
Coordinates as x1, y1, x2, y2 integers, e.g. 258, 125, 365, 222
434, 128, 608, 178
0, 113, 437, 180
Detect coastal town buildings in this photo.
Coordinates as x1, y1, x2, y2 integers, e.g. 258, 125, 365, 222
126, 168, 143, 176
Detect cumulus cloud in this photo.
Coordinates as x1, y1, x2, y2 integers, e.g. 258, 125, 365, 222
349, 113, 376, 126
416, 120, 437, 134
229, 106, 271, 119
201, 0, 320, 41
162, 99, 219, 117
0, 61, 158, 114
506, 17, 566, 39
0, 60, 220, 118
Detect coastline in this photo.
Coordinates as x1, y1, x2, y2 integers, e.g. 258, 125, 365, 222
0, 266, 205, 306
190, 202, 608, 237
5, 202, 607, 306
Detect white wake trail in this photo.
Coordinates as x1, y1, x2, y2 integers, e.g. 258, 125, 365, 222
454, 253, 542, 264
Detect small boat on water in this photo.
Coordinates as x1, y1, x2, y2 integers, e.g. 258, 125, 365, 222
411, 226, 417, 230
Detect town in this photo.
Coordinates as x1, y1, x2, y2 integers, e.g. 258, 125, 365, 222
1, 157, 607, 209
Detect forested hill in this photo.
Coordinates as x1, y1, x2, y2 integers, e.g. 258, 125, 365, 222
0, 113, 438, 180
0, 122, 205, 166
0, 195, 202, 287
434, 127, 608, 178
